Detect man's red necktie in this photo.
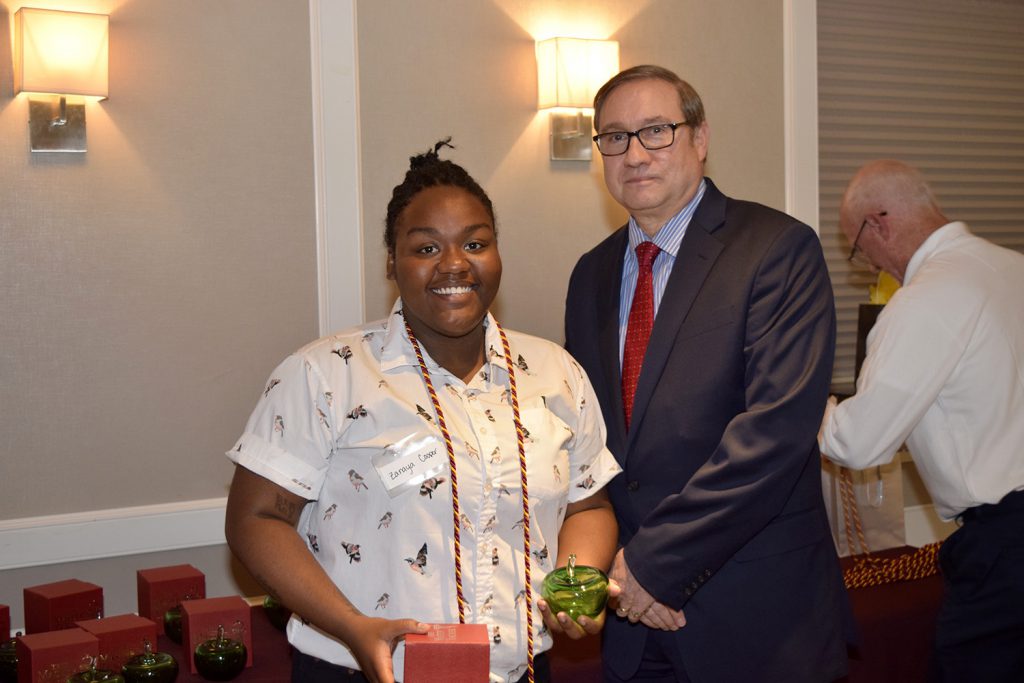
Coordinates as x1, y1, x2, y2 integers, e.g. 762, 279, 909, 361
622, 241, 660, 427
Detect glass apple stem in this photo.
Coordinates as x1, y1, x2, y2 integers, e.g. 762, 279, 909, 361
567, 553, 576, 581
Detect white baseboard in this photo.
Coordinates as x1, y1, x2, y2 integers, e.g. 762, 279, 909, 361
0, 498, 228, 571
0, 498, 956, 572
904, 503, 957, 547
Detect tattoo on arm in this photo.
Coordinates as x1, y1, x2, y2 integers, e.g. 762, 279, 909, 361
273, 494, 301, 523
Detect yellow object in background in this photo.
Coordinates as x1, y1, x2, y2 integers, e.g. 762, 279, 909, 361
869, 271, 900, 304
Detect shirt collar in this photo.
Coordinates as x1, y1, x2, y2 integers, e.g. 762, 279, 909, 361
380, 297, 506, 381
903, 221, 969, 284
627, 178, 707, 255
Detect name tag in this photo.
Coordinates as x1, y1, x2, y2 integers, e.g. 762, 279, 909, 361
372, 432, 446, 498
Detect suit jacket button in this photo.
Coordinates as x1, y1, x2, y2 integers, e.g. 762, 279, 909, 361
627, 480, 639, 491
704, 569, 712, 578
683, 586, 693, 596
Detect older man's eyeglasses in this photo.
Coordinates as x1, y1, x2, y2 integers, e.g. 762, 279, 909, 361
848, 211, 887, 267
593, 121, 687, 156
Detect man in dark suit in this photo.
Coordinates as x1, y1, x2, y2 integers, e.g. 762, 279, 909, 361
564, 65, 847, 682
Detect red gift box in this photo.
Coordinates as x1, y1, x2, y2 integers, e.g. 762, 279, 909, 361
23, 579, 103, 634
181, 596, 252, 674
16, 628, 99, 683
136, 564, 206, 635
75, 613, 158, 672
0, 604, 9, 638
404, 623, 489, 682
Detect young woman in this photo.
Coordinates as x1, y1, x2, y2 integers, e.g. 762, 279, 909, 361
225, 141, 619, 683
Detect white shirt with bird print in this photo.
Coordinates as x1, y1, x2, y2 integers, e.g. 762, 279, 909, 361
227, 298, 620, 682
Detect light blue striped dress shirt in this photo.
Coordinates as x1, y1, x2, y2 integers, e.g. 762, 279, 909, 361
618, 179, 707, 364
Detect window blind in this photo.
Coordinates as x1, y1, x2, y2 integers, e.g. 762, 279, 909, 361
817, 0, 1024, 383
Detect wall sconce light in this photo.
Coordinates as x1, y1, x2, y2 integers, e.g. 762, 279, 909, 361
536, 37, 619, 161
14, 7, 109, 153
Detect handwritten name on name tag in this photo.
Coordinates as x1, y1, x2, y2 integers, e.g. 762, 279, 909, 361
372, 433, 445, 498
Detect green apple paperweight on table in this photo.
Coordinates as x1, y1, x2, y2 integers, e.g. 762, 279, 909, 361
262, 594, 292, 631
194, 624, 247, 681
66, 659, 125, 682
541, 554, 609, 621
121, 639, 178, 683
162, 605, 183, 644
0, 634, 18, 683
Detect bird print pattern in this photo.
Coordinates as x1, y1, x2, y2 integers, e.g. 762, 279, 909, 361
348, 469, 368, 491
331, 344, 353, 364
225, 303, 620, 681
405, 543, 427, 574
341, 541, 361, 563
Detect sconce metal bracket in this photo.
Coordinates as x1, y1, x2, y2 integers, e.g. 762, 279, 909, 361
29, 96, 87, 153
549, 112, 593, 162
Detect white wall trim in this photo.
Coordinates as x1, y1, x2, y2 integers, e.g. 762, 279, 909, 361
0, 497, 954, 572
783, 0, 819, 231
0, 499, 227, 571
309, 0, 365, 337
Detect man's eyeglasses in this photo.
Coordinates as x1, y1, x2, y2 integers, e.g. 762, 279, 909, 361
848, 211, 887, 266
593, 121, 687, 157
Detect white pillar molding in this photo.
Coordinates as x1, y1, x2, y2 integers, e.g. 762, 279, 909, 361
783, 0, 820, 231
309, 0, 365, 336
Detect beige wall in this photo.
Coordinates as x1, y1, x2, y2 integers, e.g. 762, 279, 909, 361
0, 0, 788, 521
357, 0, 786, 341
0, 0, 318, 520
0, 0, 788, 614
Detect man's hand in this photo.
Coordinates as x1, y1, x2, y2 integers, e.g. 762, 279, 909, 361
609, 549, 686, 631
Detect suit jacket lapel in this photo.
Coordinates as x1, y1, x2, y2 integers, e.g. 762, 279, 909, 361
626, 180, 727, 452
596, 229, 629, 454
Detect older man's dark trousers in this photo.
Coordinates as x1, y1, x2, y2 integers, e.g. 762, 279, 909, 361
932, 489, 1024, 683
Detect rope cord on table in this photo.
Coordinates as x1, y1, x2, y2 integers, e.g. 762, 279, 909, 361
838, 466, 942, 589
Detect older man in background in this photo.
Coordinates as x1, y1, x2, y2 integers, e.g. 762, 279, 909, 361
819, 159, 1024, 682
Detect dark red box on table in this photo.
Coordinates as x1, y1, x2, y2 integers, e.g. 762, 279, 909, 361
16, 628, 99, 683
75, 613, 158, 671
136, 563, 206, 635
181, 596, 253, 674
404, 623, 489, 682
0, 603, 9, 637
23, 579, 103, 634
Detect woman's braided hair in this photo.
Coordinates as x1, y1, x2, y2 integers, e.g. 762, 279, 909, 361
384, 138, 496, 251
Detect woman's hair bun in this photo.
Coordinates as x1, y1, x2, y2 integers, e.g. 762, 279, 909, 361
409, 137, 454, 169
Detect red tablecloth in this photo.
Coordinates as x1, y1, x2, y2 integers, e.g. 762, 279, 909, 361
160, 607, 600, 681
161, 551, 943, 683
838, 546, 945, 683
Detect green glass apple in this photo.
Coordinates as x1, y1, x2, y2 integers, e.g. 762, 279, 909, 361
66, 664, 125, 682
262, 595, 291, 631
0, 635, 17, 683
541, 554, 609, 621
121, 639, 178, 683
193, 625, 246, 681
162, 605, 183, 644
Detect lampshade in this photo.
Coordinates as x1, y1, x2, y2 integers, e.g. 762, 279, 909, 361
536, 37, 619, 110
15, 7, 109, 99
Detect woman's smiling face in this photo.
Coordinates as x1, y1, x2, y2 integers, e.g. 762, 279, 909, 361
387, 185, 502, 350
